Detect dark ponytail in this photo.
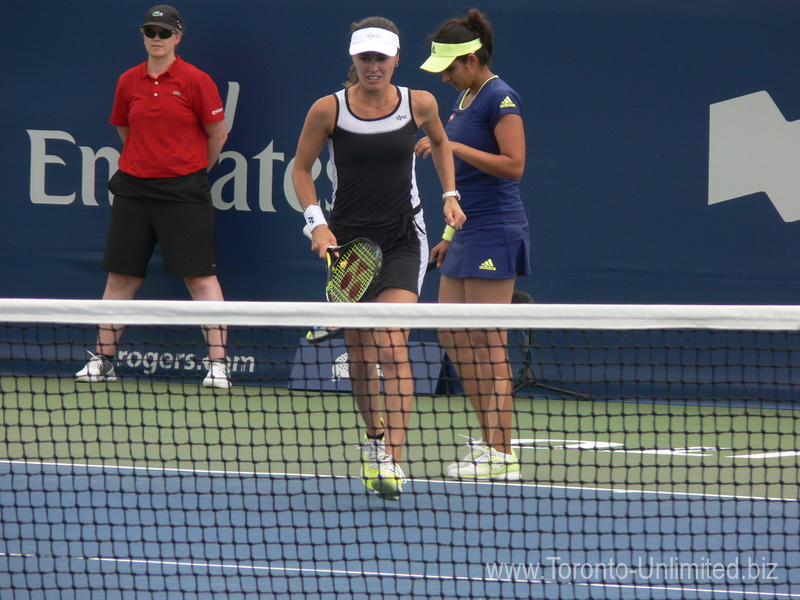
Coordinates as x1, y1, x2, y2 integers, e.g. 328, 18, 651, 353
429, 8, 494, 67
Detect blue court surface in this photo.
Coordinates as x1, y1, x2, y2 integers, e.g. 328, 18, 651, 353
1, 459, 799, 600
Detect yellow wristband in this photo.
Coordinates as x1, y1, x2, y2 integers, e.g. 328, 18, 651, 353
442, 225, 455, 242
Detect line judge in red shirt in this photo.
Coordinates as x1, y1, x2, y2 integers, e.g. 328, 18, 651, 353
76, 5, 231, 389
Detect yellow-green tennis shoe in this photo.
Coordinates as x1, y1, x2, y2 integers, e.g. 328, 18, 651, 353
359, 434, 385, 488
445, 438, 488, 474
446, 443, 521, 481
369, 455, 406, 501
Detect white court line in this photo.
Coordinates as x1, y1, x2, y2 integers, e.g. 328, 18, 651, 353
731, 451, 800, 459
0, 552, 795, 598
0, 458, 793, 502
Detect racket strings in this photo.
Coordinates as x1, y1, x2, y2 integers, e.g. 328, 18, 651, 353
327, 243, 381, 302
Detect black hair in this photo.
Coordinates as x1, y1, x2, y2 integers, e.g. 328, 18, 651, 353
429, 8, 493, 67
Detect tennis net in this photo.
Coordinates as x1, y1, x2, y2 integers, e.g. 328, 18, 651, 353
1, 298, 799, 600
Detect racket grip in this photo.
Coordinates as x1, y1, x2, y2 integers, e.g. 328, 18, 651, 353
304, 225, 340, 254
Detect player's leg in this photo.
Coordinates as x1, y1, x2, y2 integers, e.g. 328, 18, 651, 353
184, 275, 230, 389
465, 276, 515, 448
97, 272, 146, 355
467, 326, 514, 453
158, 197, 229, 388
370, 325, 413, 500
184, 275, 227, 360
346, 327, 387, 493
77, 194, 154, 383
76, 272, 145, 383
372, 286, 417, 462
438, 275, 491, 469
347, 328, 384, 436
437, 274, 482, 416
348, 286, 417, 499
446, 276, 521, 480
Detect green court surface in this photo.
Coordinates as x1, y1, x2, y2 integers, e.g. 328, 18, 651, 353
1, 376, 799, 500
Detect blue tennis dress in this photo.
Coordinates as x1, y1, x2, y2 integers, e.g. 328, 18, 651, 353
442, 76, 531, 280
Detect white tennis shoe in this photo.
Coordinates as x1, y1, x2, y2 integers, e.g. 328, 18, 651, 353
203, 360, 231, 389
75, 352, 117, 383
446, 439, 521, 481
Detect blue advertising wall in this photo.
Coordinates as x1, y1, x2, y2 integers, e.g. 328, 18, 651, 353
4, 0, 800, 305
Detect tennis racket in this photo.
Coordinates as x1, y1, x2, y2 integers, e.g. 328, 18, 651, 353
306, 258, 437, 344
327, 239, 382, 302
303, 226, 381, 343
302, 225, 436, 344
303, 224, 383, 295
305, 258, 439, 344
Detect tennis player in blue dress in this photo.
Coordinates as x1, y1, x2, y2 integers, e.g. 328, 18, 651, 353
417, 9, 530, 481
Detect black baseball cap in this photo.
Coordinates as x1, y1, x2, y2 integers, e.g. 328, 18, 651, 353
142, 5, 184, 32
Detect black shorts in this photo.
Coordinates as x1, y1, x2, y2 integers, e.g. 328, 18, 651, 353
331, 210, 428, 300
102, 170, 217, 278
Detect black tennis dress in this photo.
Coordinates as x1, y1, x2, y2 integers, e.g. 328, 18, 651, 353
326, 85, 429, 298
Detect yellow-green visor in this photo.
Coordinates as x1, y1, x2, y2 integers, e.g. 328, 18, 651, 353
420, 38, 483, 72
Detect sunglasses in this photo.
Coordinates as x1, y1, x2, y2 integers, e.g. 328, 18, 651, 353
143, 28, 176, 39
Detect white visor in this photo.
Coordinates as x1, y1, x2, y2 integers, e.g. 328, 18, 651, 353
349, 27, 399, 57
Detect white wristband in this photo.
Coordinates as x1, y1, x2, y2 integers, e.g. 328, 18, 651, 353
442, 190, 461, 202
303, 204, 327, 232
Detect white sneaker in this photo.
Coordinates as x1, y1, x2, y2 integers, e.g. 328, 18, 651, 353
203, 360, 231, 389
75, 352, 117, 383
446, 443, 521, 481
445, 438, 488, 473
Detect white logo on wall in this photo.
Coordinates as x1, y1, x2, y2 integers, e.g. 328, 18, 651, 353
332, 353, 349, 381
331, 352, 382, 382
709, 91, 800, 222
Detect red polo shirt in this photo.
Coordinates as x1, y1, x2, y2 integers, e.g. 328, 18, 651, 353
110, 56, 225, 178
